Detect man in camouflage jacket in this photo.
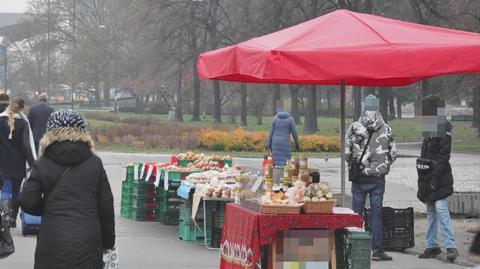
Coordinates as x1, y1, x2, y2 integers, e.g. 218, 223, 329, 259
345, 110, 397, 261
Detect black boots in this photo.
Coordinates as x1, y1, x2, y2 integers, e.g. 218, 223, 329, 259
446, 248, 459, 262
372, 250, 393, 261
419, 247, 441, 258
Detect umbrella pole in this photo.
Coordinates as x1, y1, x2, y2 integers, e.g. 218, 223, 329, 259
340, 80, 346, 207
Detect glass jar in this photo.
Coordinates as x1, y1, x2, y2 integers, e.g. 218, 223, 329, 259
299, 154, 308, 169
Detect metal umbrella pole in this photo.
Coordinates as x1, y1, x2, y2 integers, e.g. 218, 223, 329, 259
340, 80, 346, 207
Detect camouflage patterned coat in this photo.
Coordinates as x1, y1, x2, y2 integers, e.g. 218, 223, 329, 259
345, 111, 397, 178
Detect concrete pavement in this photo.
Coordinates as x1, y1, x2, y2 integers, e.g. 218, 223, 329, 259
0, 151, 476, 268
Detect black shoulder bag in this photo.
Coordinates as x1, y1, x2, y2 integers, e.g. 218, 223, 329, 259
416, 138, 436, 175
349, 131, 373, 181
0, 202, 14, 259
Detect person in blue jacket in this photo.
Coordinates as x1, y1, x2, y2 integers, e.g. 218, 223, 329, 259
267, 109, 300, 166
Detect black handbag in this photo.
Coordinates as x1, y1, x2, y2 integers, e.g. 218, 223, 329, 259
349, 131, 373, 181
416, 157, 435, 174
0, 201, 14, 259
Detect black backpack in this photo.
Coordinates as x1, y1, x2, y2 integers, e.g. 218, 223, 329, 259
0, 201, 15, 258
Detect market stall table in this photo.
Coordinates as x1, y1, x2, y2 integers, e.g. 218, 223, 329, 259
219, 203, 363, 269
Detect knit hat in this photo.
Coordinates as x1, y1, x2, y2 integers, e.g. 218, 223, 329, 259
46, 110, 87, 132
363, 94, 379, 112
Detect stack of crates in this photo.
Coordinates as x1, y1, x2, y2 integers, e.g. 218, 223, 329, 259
364, 207, 415, 251
158, 183, 182, 225
131, 182, 161, 222
335, 229, 372, 269
178, 201, 216, 244
120, 164, 136, 219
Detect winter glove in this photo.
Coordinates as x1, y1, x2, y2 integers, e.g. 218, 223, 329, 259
295, 144, 300, 152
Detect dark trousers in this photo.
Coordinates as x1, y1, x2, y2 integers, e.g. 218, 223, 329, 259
351, 180, 385, 251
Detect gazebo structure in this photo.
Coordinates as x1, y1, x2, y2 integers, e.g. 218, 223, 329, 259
197, 9, 480, 205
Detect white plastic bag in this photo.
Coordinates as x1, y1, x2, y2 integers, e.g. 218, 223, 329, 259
103, 246, 119, 269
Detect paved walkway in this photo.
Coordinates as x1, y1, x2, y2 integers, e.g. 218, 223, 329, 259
0, 151, 477, 268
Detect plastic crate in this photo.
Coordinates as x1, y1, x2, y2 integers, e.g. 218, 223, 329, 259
211, 227, 222, 248
164, 170, 202, 181
159, 197, 183, 213
178, 159, 194, 167
382, 228, 415, 250
178, 221, 211, 243
364, 207, 415, 250
120, 206, 132, 219
131, 207, 159, 222
132, 183, 158, 196
335, 229, 371, 269
132, 195, 160, 209
158, 209, 180, 225
122, 180, 133, 194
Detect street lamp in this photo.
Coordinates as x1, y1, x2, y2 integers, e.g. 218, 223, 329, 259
71, 0, 76, 110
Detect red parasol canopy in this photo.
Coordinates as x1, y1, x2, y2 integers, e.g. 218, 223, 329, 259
197, 9, 480, 86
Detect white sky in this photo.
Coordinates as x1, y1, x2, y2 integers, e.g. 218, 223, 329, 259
0, 0, 28, 13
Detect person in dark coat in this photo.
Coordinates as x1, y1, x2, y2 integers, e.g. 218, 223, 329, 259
28, 93, 55, 153
416, 96, 458, 262
19, 110, 115, 269
267, 110, 300, 166
0, 97, 36, 228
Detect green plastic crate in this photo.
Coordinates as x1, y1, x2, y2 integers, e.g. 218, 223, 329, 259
336, 230, 371, 269
158, 209, 180, 225
120, 206, 132, 219
178, 221, 211, 243
132, 195, 161, 209
178, 159, 194, 167
131, 207, 159, 222
163, 170, 202, 181
132, 183, 158, 196
122, 180, 133, 194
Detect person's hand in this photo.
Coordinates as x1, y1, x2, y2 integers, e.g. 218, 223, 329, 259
295, 145, 300, 152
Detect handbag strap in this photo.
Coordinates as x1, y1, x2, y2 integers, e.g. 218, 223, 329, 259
45, 167, 71, 204
358, 130, 374, 164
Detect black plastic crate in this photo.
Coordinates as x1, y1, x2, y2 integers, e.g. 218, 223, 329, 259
382, 228, 415, 250
364, 207, 415, 250
364, 207, 414, 230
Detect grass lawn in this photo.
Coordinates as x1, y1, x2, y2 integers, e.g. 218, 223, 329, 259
82, 110, 480, 154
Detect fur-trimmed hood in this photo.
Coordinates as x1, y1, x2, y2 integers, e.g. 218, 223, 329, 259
39, 127, 95, 157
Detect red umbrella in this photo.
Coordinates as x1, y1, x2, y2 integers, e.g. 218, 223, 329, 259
197, 9, 480, 204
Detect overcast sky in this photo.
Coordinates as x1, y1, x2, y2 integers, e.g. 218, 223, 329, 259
1, 0, 28, 13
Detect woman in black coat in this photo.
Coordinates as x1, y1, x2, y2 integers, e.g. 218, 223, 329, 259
19, 110, 115, 269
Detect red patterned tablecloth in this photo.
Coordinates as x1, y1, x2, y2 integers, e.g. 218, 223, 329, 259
219, 203, 363, 269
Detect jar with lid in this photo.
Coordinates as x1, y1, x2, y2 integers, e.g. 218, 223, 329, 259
299, 169, 310, 185
293, 157, 300, 176
299, 153, 308, 169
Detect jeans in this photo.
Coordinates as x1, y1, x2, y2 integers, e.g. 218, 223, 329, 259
0, 178, 22, 200
426, 199, 456, 249
352, 180, 385, 251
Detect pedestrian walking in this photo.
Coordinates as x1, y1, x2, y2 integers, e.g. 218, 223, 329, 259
416, 95, 458, 262
0, 97, 36, 228
27, 93, 54, 153
19, 110, 115, 269
267, 108, 300, 167
345, 95, 397, 261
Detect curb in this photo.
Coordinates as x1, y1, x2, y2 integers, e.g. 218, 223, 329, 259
403, 248, 477, 268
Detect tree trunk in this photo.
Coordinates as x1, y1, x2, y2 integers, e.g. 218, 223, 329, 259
388, 90, 396, 119
421, 79, 431, 97
103, 80, 111, 107
396, 96, 403, 119
353, 86, 362, 120
273, 84, 281, 115
256, 110, 263, 125
379, 88, 389, 123
94, 75, 100, 106
191, 61, 200, 121
327, 89, 332, 117
303, 85, 317, 134
212, 80, 221, 123
240, 83, 247, 126
289, 85, 301, 124
317, 89, 323, 116
473, 86, 480, 128
175, 61, 184, 122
